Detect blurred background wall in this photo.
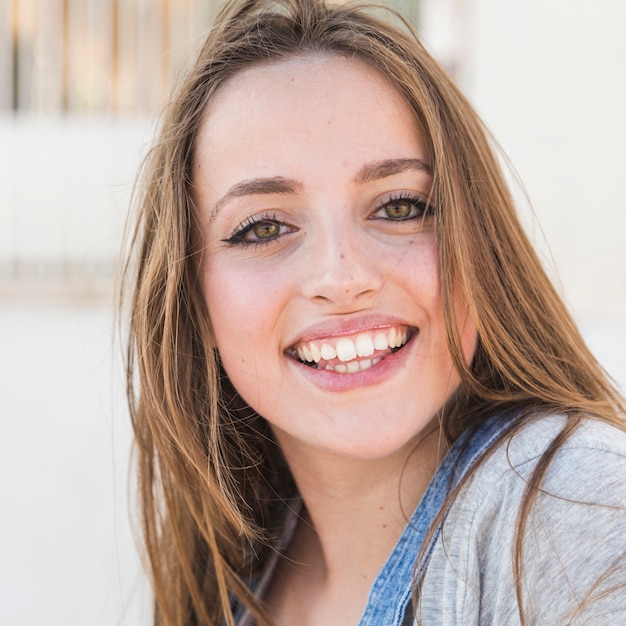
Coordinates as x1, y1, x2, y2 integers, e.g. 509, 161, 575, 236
1, 1, 624, 624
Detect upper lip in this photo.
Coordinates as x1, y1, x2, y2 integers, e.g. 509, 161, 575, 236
284, 313, 417, 351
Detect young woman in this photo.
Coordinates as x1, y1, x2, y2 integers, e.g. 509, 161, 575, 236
122, 1, 626, 624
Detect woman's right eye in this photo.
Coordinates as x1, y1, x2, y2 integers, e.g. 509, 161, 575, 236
223, 215, 294, 246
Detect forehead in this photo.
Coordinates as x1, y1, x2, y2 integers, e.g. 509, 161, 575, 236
193, 54, 429, 197
208, 52, 409, 116
198, 53, 422, 147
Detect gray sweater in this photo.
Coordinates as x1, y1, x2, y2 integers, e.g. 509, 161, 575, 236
418, 415, 626, 624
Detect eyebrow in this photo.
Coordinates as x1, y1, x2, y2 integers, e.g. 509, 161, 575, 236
210, 177, 302, 221
209, 158, 432, 221
354, 158, 432, 184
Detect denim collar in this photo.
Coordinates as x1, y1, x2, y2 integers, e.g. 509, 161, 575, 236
357, 411, 518, 625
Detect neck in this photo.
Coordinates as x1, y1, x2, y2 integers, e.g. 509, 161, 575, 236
274, 424, 445, 585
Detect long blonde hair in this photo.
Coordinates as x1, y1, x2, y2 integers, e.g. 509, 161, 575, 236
121, 1, 625, 624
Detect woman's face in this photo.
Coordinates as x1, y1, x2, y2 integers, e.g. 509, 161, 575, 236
194, 55, 476, 461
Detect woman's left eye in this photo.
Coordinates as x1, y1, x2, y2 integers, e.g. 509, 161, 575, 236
373, 195, 432, 221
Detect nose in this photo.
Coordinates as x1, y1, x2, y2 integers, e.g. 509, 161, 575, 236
301, 226, 384, 309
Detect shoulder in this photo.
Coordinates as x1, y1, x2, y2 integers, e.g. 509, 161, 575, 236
459, 414, 626, 559
418, 414, 626, 625
475, 413, 626, 501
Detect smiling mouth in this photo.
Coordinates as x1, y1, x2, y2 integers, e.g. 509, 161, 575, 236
289, 326, 415, 374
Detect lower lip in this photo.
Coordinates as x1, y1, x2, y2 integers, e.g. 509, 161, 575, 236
287, 333, 416, 393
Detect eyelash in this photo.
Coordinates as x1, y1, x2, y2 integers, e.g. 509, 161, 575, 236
371, 192, 433, 222
223, 194, 434, 247
223, 212, 290, 247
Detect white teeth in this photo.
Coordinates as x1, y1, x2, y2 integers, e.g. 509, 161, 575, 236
388, 327, 398, 348
309, 342, 321, 363
320, 358, 377, 374
374, 332, 388, 351
355, 333, 375, 357
296, 328, 410, 370
320, 343, 336, 360
347, 360, 360, 373
336, 337, 357, 362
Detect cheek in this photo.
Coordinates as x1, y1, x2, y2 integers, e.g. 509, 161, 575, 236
401, 235, 443, 318
203, 261, 244, 352
202, 257, 289, 377
205, 258, 279, 325
203, 267, 267, 408
403, 236, 476, 363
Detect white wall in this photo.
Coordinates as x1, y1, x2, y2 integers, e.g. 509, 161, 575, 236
0, 115, 152, 271
0, 303, 151, 625
460, 0, 626, 323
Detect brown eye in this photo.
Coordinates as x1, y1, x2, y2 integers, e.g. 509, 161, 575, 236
384, 199, 414, 220
252, 221, 281, 240
225, 216, 297, 246
373, 195, 431, 222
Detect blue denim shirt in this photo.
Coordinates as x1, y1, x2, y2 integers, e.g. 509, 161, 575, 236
236, 412, 626, 624
356, 412, 514, 625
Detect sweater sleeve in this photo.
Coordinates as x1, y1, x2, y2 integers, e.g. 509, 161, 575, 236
417, 416, 626, 625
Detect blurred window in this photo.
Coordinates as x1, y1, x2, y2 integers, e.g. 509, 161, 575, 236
1, 0, 421, 116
